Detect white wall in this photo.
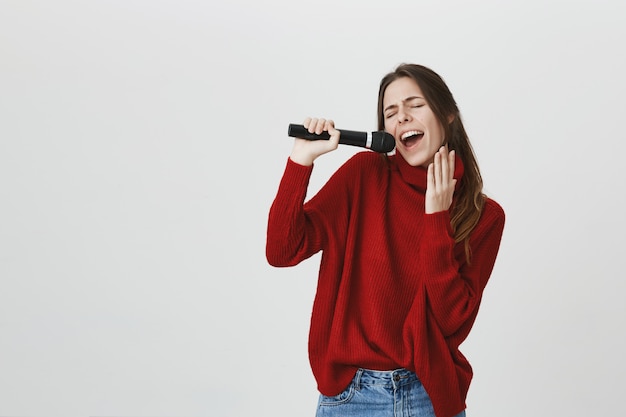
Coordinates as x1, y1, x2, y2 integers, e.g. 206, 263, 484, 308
1, 0, 624, 416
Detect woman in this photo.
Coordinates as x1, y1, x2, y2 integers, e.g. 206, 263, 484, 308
266, 63, 505, 417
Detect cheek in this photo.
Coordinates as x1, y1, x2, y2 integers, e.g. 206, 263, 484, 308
428, 120, 446, 139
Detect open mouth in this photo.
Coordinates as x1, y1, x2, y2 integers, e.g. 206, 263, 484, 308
400, 130, 424, 147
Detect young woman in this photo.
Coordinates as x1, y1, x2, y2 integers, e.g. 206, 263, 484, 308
266, 63, 505, 417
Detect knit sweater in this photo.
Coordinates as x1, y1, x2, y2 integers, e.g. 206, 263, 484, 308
266, 150, 505, 417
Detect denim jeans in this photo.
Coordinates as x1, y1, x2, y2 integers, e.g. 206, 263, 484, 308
315, 368, 466, 417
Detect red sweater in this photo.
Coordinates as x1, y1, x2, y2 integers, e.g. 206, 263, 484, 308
266, 151, 505, 417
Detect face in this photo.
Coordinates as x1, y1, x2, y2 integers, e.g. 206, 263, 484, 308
382, 77, 447, 167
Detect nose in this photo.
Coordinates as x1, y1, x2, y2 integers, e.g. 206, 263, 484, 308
397, 107, 410, 123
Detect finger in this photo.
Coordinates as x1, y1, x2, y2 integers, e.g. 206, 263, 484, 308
303, 117, 312, 129
327, 134, 340, 148
314, 118, 326, 135
327, 120, 340, 144
307, 118, 318, 133
440, 146, 449, 184
427, 162, 435, 191
448, 150, 455, 181
433, 151, 442, 189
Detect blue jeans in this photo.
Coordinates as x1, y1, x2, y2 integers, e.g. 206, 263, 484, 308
315, 368, 466, 417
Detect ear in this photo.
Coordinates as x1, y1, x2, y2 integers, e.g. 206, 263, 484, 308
447, 113, 455, 124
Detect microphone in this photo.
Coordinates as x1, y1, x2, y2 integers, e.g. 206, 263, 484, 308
288, 124, 395, 153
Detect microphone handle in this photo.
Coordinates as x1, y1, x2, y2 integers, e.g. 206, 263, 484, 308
288, 124, 367, 148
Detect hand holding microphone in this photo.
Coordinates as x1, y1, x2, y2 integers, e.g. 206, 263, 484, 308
288, 118, 342, 166
288, 117, 395, 166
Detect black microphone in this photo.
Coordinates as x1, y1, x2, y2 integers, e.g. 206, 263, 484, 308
288, 124, 395, 153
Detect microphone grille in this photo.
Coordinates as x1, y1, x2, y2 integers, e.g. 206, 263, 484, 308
371, 131, 396, 153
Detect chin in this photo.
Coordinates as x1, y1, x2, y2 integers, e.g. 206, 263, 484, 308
399, 150, 429, 167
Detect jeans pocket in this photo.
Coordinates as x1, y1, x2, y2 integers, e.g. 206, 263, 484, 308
318, 382, 356, 406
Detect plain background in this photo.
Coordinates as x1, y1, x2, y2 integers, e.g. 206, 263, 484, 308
1, 0, 625, 416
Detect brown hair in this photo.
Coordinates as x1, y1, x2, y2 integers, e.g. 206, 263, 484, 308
377, 63, 485, 261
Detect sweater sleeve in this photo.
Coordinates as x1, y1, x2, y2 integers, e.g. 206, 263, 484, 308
265, 156, 355, 267
265, 158, 321, 266
420, 199, 505, 337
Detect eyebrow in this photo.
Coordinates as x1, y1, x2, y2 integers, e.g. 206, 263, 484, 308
383, 96, 424, 113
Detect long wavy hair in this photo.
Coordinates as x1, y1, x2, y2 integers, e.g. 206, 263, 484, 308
377, 63, 485, 261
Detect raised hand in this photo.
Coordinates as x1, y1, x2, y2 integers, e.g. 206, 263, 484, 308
425, 146, 457, 214
290, 117, 340, 166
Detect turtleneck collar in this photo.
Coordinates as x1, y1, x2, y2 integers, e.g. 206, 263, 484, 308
390, 151, 464, 193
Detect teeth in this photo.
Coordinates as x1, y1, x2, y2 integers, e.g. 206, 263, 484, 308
401, 130, 423, 140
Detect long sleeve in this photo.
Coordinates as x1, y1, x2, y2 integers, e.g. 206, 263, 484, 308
266, 156, 354, 267
420, 199, 506, 337
266, 158, 320, 266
